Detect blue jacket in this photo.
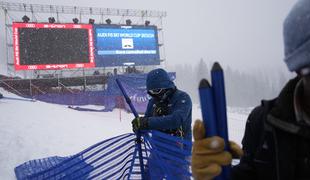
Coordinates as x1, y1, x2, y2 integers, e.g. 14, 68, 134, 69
144, 90, 192, 141
144, 68, 192, 141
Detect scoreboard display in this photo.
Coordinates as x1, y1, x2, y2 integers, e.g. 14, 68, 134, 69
13, 23, 95, 70
12, 23, 161, 70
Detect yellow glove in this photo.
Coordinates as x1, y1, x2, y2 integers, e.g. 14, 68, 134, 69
191, 120, 243, 180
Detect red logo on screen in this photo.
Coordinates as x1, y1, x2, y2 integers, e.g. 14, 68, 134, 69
75, 64, 84, 68
46, 64, 68, 69
25, 24, 35, 28
28, 65, 38, 70
50, 24, 66, 28
73, 25, 82, 28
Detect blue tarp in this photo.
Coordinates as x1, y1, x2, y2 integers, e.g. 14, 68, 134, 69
100, 73, 175, 113
32, 73, 176, 114
15, 131, 192, 180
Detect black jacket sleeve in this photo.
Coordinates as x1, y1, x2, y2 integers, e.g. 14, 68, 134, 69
231, 105, 266, 180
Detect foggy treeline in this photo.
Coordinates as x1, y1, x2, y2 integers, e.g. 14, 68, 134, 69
168, 59, 292, 107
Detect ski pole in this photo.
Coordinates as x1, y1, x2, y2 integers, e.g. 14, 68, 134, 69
116, 78, 139, 118
115, 78, 145, 180
211, 62, 231, 179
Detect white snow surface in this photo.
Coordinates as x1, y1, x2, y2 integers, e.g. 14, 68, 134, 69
0, 88, 250, 179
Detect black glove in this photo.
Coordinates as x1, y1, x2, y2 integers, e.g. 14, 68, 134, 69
131, 117, 149, 132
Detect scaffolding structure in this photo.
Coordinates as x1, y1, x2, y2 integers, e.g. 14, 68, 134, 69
0, 1, 167, 78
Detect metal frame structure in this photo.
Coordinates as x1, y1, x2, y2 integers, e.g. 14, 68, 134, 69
0, 1, 167, 78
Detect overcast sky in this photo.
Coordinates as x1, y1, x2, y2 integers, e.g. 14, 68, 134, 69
2, 0, 296, 73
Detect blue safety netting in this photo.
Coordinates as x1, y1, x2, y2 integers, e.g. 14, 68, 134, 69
15, 131, 192, 180
143, 131, 192, 179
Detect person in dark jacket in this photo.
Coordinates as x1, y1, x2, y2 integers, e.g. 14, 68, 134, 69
132, 68, 192, 179
191, 0, 310, 180
131, 68, 192, 141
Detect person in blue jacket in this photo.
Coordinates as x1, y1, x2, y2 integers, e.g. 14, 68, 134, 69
131, 68, 192, 141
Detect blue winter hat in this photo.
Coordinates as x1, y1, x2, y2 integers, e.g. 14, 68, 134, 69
146, 68, 175, 90
283, 0, 310, 72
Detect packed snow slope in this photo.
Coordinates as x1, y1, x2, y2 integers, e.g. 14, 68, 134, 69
0, 88, 250, 179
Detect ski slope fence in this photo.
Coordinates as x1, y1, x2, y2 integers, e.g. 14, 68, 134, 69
15, 130, 192, 180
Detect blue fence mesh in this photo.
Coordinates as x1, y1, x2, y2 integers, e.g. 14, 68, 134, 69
15, 131, 192, 180
143, 131, 192, 180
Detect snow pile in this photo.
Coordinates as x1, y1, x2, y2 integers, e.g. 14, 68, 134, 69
0, 88, 249, 179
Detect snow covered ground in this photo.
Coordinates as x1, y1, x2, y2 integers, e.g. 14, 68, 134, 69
0, 88, 250, 179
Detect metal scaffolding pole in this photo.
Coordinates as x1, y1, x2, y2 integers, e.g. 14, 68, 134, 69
0, 1, 167, 18
4, 8, 9, 75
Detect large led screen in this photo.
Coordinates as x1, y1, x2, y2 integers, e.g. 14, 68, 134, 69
94, 25, 160, 67
13, 23, 95, 70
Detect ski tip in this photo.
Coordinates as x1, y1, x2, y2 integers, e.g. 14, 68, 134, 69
199, 79, 211, 88
211, 62, 222, 71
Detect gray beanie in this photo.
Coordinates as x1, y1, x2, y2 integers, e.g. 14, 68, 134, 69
284, 0, 310, 72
